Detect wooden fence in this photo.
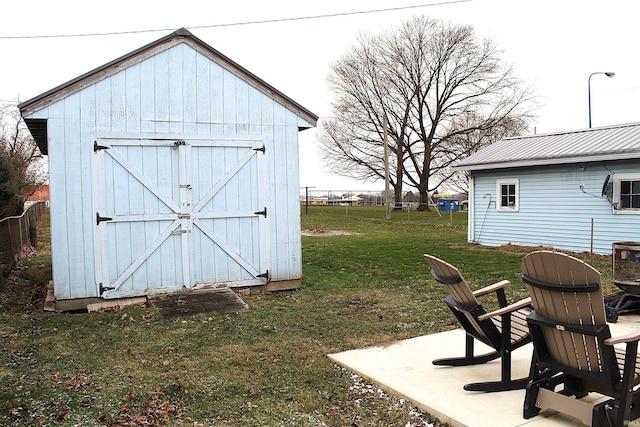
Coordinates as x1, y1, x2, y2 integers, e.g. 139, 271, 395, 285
0, 201, 46, 287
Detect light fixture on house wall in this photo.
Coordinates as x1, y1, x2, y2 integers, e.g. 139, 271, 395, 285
588, 71, 615, 128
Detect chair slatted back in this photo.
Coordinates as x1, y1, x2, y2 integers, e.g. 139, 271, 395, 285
522, 251, 611, 375
424, 254, 489, 341
424, 254, 478, 306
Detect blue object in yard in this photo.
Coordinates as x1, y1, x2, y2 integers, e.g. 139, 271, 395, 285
437, 199, 459, 212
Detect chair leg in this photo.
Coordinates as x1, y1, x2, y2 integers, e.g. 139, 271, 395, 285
600, 392, 640, 427
524, 373, 569, 419
463, 376, 530, 392
523, 380, 542, 419
610, 340, 640, 427
462, 319, 531, 392
524, 374, 588, 420
432, 352, 501, 366
463, 347, 530, 392
432, 334, 501, 366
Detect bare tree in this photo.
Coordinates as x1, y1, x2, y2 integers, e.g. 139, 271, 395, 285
318, 16, 536, 210
0, 103, 47, 212
318, 29, 420, 208
443, 114, 529, 194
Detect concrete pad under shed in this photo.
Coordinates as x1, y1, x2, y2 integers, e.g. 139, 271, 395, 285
328, 316, 640, 427
150, 287, 248, 319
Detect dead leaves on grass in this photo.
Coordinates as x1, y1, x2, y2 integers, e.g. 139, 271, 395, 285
51, 371, 100, 391
4, 371, 99, 425
4, 369, 186, 426
105, 385, 185, 426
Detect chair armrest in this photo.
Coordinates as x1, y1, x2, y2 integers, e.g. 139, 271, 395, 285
478, 297, 532, 321
605, 329, 640, 346
472, 280, 511, 298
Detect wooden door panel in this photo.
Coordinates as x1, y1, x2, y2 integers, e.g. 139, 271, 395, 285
93, 135, 268, 299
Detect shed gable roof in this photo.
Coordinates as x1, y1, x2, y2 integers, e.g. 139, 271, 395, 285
19, 27, 318, 127
454, 122, 640, 171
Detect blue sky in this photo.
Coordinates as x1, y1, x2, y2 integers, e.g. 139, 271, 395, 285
1, 0, 638, 191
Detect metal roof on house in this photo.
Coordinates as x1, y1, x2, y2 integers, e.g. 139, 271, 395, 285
453, 122, 640, 171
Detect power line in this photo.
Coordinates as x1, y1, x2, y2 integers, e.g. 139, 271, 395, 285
600, 86, 640, 96
0, 0, 471, 40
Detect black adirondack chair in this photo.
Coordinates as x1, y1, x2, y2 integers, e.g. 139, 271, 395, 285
522, 250, 640, 426
425, 254, 532, 392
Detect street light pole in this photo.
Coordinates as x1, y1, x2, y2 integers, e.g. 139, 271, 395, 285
588, 71, 615, 128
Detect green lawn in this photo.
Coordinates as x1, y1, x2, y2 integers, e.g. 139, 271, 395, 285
0, 206, 614, 426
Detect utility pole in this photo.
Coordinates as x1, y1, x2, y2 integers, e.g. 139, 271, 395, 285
302, 186, 315, 215
383, 115, 390, 219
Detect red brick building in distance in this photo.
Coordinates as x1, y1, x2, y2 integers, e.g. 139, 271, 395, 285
25, 185, 49, 202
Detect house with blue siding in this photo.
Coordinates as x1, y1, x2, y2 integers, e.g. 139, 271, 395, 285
18, 28, 318, 308
453, 122, 640, 254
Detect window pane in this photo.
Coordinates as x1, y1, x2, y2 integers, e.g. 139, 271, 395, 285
633, 195, 640, 208
633, 181, 640, 193
621, 195, 631, 209
621, 180, 631, 194
498, 180, 518, 209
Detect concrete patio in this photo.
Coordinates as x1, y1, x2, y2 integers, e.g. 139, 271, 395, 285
328, 315, 640, 427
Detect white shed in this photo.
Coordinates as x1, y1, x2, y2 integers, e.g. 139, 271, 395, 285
19, 28, 318, 307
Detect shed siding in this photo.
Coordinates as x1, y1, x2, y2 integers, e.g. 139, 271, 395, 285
470, 160, 640, 254
28, 41, 306, 299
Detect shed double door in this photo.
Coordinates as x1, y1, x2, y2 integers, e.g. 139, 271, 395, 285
92, 134, 269, 299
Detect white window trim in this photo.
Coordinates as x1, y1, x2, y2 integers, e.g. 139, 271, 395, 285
496, 178, 519, 212
613, 173, 640, 214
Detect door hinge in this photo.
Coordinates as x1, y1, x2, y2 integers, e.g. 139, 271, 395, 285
99, 283, 115, 295
94, 141, 110, 152
254, 207, 267, 218
174, 140, 186, 148
257, 270, 269, 279
253, 145, 266, 154
96, 212, 113, 225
